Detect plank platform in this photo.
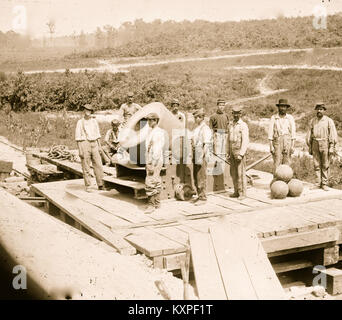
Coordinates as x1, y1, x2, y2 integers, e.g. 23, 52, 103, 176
35, 152, 117, 177
30, 176, 342, 277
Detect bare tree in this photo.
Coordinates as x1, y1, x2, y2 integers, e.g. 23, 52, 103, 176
46, 19, 55, 46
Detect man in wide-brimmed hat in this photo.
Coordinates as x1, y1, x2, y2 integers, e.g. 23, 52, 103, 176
144, 112, 166, 214
227, 105, 249, 200
191, 108, 213, 205
119, 92, 142, 124
75, 104, 104, 192
268, 98, 296, 174
306, 102, 338, 191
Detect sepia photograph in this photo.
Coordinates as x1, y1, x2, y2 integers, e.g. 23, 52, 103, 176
1, 0, 342, 304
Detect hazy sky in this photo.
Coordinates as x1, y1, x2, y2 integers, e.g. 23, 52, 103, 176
1, 0, 342, 37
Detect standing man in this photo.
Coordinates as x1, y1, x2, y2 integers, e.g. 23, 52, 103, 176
227, 105, 249, 200
209, 98, 230, 161
170, 98, 186, 124
191, 108, 213, 205
119, 92, 142, 124
144, 113, 166, 214
268, 98, 296, 174
75, 104, 104, 192
306, 102, 338, 191
102, 118, 123, 163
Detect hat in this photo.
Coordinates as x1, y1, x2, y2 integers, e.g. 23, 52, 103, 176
171, 98, 180, 105
315, 102, 326, 110
111, 118, 121, 125
232, 105, 243, 113
83, 104, 94, 111
217, 98, 225, 105
127, 92, 134, 97
146, 113, 159, 120
276, 99, 290, 107
193, 108, 205, 118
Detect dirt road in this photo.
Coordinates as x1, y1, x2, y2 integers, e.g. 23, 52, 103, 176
24, 48, 312, 74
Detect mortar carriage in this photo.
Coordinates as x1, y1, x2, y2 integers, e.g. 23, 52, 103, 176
103, 102, 232, 200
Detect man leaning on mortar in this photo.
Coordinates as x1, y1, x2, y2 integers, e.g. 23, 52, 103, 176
75, 104, 104, 192
227, 105, 249, 200
306, 102, 338, 191
268, 98, 296, 174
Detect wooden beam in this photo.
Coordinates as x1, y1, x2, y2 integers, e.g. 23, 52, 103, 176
262, 227, 339, 256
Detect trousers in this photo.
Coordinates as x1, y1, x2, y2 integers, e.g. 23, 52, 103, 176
312, 139, 330, 186
230, 154, 247, 196
78, 140, 104, 187
272, 135, 291, 174
145, 161, 163, 197
193, 156, 207, 200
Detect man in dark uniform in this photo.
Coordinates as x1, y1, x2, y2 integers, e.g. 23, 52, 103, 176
209, 98, 229, 170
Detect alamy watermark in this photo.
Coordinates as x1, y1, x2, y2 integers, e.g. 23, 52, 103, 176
12, 265, 27, 290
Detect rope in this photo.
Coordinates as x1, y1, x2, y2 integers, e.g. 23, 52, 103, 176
48, 145, 77, 162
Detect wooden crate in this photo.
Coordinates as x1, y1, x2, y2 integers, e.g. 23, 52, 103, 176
321, 268, 342, 295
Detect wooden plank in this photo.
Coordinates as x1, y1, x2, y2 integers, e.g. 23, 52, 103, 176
64, 184, 154, 224
272, 259, 314, 274
31, 182, 136, 255
261, 227, 339, 255
37, 152, 117, 177
279, 206, 319, 232
125, 230, 186, 257
103, 176, 145, 190
294, 204, 341, 228
210, 223, 285, 300
209, 224, 258, 299
163, 253, 187, 271
32, 181, 130, 228
189, 231, 227, 300
152, 226, 189, 246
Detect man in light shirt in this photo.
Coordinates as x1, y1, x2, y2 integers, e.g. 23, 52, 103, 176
306, 102, 338, 191
227, 105, 249, 200
191, 108, 212, 205
268, 98, 296, 174
75, 104, 104, 192
119, 92, 142, 124
144, 113, 166, 214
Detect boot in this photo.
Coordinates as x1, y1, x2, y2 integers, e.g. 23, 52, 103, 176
144, 196, 155, 214
238, 194, 246, 200
229, 192, 239, 198
154, 193, 161, 209
321, 185, 329, 191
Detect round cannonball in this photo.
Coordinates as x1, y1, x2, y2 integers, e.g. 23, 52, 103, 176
275, 165, 293, 183
271, 180, 289, 199
288, 179, 303, 197
269, 178, 278, 188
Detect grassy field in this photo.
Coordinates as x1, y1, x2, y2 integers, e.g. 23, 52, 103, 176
0, 110, 111, 150
1, 47, 342, 188
0, 47, 99, 73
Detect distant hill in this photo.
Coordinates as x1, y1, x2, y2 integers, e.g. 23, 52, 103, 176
66, 14, 342, 58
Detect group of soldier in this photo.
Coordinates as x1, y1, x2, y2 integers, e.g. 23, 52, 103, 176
74, 92, 338, 214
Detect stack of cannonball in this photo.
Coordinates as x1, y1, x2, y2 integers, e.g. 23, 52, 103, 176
270, 165, 303, 199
